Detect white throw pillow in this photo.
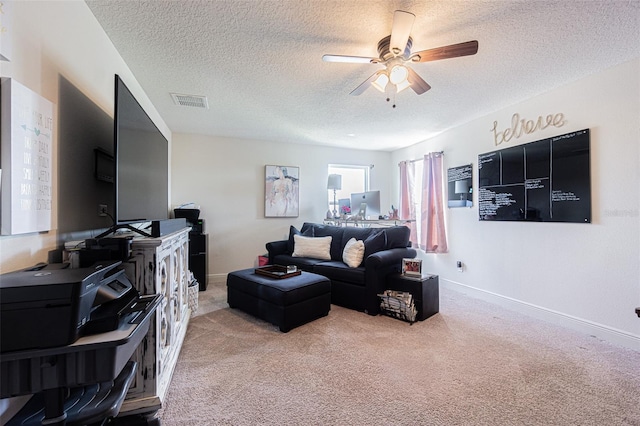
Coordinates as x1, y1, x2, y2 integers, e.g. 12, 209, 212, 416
342, 237, 365, 268
292, 235, 332, 260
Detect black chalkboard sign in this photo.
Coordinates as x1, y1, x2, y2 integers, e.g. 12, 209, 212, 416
478, 129, 591, 223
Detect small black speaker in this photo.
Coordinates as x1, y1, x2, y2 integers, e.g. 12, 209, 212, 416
190, 219, 204, 234
190, 253, 207, 291
189, 233, 207, 254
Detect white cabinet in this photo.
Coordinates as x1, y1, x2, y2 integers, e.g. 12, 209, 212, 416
119, 228, 191, 415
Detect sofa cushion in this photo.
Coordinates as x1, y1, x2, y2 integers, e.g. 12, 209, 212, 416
292, 235, 332, 260
312, 224, 346, 261
287, 224, 314, 254
313, 261, 365, 286
273, 254, 324, 272
342, 237, 365, 268
383, 226, 411, 249
341, 227, 375, 247
362, 231, 387, 265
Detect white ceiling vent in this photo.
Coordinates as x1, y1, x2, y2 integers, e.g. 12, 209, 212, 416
170, 93, 209, 109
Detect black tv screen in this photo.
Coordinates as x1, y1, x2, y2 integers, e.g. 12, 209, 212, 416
478, 129, 591, 223
57, 76, 114, 236
115, 75, 169, 224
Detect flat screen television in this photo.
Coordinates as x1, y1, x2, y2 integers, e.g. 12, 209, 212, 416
350, 191, 381, 219
57, 76, 115, 236
114, 75, 169, 226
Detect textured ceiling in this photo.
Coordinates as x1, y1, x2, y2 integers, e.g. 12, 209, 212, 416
85, 0, 639, 151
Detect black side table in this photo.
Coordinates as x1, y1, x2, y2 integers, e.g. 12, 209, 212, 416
386, 273, 439, 321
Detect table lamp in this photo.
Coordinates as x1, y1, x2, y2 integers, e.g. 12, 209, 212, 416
327, 174, 342, 218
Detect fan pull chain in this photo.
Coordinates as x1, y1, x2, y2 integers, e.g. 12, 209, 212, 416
385, 85, 397, 108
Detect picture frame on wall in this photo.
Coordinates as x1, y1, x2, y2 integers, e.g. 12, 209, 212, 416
402, 258, 422, 277
447, 164, 473, 208
265, 165, 299, 217
1, 78, 54, 235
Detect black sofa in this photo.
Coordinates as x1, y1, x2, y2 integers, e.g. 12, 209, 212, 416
266, 222, 416, 315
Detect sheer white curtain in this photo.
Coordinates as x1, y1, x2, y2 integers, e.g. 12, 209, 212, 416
398, 160, 418, 246
420, 152, 448, 253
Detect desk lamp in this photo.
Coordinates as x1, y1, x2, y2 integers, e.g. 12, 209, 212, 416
327, 174, 342, 218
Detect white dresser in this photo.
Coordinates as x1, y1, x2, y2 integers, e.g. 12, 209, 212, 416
119, 227, 191, 415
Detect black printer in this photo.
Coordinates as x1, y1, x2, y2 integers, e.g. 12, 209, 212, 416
0, 260, 138, 353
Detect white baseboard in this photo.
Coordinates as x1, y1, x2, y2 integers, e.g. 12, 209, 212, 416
208, 273, 227, 285
442, 278, 640, 352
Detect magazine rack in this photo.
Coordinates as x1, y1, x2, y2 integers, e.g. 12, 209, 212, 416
378, 290, 418, 324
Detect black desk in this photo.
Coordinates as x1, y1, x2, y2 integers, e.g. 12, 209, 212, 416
1, 295, 159, 426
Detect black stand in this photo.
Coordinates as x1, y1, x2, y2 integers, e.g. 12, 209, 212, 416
95, 224, 152, 239
8, 361, 137, 426
385, 273, 440, 322
2, 296, 159, 426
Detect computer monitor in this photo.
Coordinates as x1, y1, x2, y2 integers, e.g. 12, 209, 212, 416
350, 191, 381, 219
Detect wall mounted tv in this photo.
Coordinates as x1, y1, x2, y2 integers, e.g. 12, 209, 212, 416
114, 74, 169, 227
478, 129, 590, 223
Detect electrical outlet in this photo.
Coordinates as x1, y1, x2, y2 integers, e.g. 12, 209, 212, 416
98, 204, 108, 217
456, 260, 463, 272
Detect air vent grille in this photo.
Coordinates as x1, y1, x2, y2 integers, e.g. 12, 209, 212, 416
170, 93, 209, 109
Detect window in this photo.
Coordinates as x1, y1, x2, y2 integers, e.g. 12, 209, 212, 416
327, 165, 369, 214
399, 154, 448, 252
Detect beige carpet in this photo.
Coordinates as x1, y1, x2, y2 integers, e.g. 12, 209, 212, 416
158, 282, 640, 425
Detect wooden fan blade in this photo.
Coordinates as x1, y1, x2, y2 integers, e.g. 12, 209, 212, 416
390, 10, 415, 56
407, 67, 431, 95
350, 71, 384, 96
322, 54, 378, 64
411, 40, 479, 63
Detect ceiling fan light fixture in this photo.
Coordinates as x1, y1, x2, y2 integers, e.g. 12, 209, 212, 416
389, 64, 409, 85
372, 73, 389, 92
396, 79, 411, 93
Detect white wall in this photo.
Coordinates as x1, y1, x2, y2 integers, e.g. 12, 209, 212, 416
0, 1, 171, 274
171, 134, 392, 276
391, 59, 640, 349
0, 1, 172, 419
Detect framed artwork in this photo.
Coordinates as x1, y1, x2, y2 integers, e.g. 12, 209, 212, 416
0, 0, 12, 61
447, 164, 473, 208
1, 78, 54, 235
265, 165, 299, 217
402, 258, 422, 277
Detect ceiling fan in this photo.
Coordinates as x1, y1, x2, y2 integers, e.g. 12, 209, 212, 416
322, 10, 478, 105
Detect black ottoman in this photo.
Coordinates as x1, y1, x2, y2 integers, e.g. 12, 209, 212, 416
227, 268, 331, 332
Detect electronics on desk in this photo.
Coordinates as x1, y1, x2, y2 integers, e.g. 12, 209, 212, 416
358, 203, 367, 219
350, 190, 381, 219
175, 206, 208, 290
79, 237, 133, 267
174, 207, 201, 227
174, 208, 204, 232
338, 198, 351, 215
0, 260, 150, 353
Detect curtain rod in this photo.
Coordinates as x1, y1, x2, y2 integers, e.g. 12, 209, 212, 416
401, 151, 444, 164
